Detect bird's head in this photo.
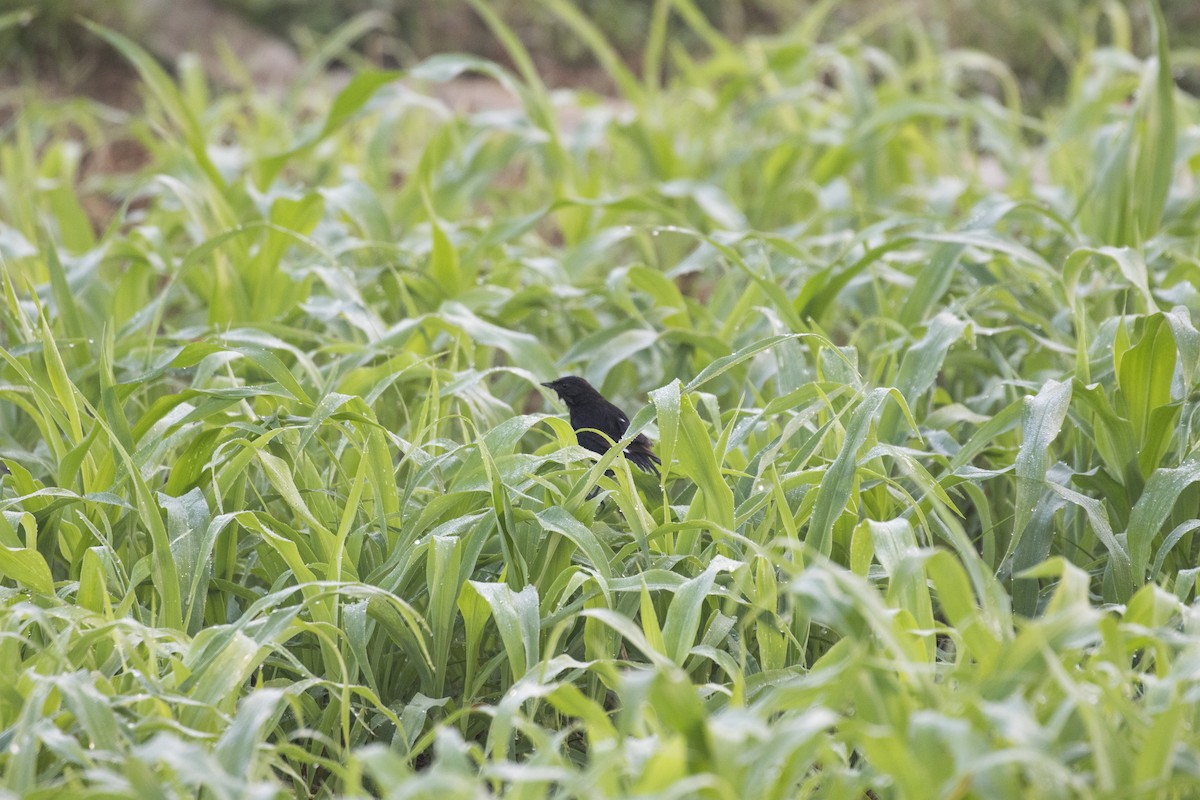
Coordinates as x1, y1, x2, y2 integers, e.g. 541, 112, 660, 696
541, 375, 600, 405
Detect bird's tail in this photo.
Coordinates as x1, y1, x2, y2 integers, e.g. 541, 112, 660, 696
626, 448, 661, 476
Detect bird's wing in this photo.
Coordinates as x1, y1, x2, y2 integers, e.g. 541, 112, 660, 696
575, 429, 611, 456
571, 401, 659, 474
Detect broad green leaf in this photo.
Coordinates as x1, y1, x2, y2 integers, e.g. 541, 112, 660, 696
809, 388, 892, 558
1127, 460, 1200, 582
467, 581, 540, 679
1005, 379, 1071, 573
661, 559, 737, 665
257, 70, 401, 185
662, 387, 734, 531
0, 543, 54, 595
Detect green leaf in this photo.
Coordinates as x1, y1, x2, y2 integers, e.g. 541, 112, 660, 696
1046, 482, 1132, 602
423, 188, 464, 298
1127, 460, 1200, 582
0, 543, 54, 595
214, 690, 287, 777
879, 311, 966, 441
82, 20, 225, 189
809, 388, 892, 558
661, 560, 719, 665
1005, 379, 1071, 573
654, 384, 733, 531
467, 581, 540, 679
1132, 0, 1176, 242
1116, 314, 1178, 477
258, 70, 401, 186
537, 506, 614, 584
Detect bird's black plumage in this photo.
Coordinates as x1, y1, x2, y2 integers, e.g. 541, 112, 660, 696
542, 376, 660, 474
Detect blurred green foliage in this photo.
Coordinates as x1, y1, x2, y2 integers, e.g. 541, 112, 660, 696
0, 0, 128, 56
5, 0, 1200, 111
217, 0, 1200, 107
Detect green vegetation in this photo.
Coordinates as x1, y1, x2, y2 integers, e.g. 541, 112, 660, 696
2, 1, 1200, 797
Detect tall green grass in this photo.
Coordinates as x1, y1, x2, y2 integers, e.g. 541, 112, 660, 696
1, 2, 1198, 797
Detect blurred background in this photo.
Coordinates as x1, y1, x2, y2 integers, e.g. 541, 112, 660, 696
4, 0, 1199, 112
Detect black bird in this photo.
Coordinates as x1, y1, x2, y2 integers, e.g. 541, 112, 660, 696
541, 376, 660, 474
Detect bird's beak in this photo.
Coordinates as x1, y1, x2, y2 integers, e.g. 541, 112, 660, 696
540, 381, 554, 388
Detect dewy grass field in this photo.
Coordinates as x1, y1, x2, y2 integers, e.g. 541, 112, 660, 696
2, 0, 1200, 797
